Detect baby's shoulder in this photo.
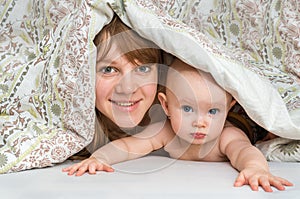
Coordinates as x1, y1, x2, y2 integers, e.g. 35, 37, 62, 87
222, 121, 245, 135
220, 124, 248, 145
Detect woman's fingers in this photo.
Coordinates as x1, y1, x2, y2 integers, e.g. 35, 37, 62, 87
62, 159, 114, 176
101, 164, 114, 172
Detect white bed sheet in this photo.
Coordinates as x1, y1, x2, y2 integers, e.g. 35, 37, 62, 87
1, 156, 299, 199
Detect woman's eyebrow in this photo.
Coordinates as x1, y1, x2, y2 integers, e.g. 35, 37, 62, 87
108, 60, 117, 65
97, 59, 116, 66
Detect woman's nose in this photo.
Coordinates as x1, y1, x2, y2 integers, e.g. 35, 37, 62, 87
115, 73, 138, 94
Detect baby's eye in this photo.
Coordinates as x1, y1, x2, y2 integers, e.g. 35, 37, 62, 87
208, 108, 219, 115
99, 66, 117, 74
182, 105, 193, 113
135, 65, 151, 73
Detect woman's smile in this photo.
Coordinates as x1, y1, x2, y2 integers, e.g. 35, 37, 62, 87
109, 99, 142, 112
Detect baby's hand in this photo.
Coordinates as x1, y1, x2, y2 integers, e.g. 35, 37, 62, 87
62, 156, 114, 176
234, 167, 293, 192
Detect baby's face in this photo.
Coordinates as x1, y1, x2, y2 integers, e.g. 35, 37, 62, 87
165, 60, 232, 145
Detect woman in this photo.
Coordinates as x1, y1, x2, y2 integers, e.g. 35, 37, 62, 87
72, 15, 167, 158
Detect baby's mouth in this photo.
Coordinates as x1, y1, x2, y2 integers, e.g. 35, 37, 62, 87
190, 132, 206, 139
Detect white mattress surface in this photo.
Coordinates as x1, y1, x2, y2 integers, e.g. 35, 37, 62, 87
1, 156, 299, 199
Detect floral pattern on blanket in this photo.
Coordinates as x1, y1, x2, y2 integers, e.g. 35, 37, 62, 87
129, 0, 300, 111
0, 0, 96, 173
256, 138, 300, 162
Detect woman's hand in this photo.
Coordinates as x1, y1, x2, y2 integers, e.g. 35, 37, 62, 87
62, 156, 114, 176
234, 167, 293, 192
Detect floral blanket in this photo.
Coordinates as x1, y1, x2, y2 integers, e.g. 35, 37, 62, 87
0, 0, 299, 173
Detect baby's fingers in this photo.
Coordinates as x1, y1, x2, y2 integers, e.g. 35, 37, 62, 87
234, 174, 247, 187
257, 177, 273, 192
277, 177, 293, 187
248, 177, 259, 191
269, 177, 293, 191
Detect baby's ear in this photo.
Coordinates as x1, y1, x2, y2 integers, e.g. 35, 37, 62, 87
158, 92, 170, 116
229, 98, 237, 109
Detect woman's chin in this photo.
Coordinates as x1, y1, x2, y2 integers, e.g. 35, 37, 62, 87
115, 119, 139, 129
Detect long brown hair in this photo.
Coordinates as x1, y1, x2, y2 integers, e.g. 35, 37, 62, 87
70, 15, 163, 159
87, 15, 163, 154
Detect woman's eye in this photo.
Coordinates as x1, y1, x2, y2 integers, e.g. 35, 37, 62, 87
99, 66, 117, 74
136, 65, 151, 73
182, 105, 193, 113
208, 108, 219, 115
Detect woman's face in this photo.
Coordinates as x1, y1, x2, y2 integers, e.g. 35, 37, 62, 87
96, 55, 158, 128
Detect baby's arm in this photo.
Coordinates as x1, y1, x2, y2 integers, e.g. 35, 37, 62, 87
219, 126, 293, 192
63, 121, 173, 176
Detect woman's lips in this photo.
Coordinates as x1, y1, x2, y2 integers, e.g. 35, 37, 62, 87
109, 99, 141, 112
